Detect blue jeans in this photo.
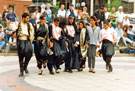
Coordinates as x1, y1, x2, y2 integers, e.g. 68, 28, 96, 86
0, 40, 5, 50
5, 34, 13, 44
128, 35, 135, 41
112, 24, 117, 29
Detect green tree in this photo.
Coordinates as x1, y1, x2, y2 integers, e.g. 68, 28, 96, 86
106, 0, 122, 12
51, 1, 60, 15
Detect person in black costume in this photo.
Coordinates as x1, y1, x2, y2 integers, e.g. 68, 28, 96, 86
48, 17, 66, 74
34, 15, 53, 75
16, 13, 34, 77
65, 15, 78, 73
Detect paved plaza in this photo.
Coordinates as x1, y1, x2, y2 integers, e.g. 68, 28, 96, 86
0, 56, 135, 91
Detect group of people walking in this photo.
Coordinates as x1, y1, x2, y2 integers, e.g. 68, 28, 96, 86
0, 4, 124, 77
16, 12, 117, 77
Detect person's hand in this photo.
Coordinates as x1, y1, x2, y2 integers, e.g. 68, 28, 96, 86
49, 42, 53, 48
97, 45, 100, 48
112, 41, 116, 44
74, 43, 78, 47
65, 41, 68, 46
85, 43, 89, 49
8, 32, 12, 35
7, 20, 11, 24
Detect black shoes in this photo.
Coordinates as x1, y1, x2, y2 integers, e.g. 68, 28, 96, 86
38, 70, 43, 75
25, 69, 29, 74
18, 72, 24, 77
50, 71, 54, 75
106, 64, 109, 70
69, 70, 73, 73
108, 64, 113, 72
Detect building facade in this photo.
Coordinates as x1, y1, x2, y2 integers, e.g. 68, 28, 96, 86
0, 0, 32, 20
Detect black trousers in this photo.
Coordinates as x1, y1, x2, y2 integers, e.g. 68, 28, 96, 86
102, 40, 114, 65
17, 40, 32, 72
80, 58, 86, 68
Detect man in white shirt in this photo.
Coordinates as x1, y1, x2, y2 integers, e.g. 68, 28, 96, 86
104, 7, 110, 21
116, 6, 124, 23
57, 4, 66, 18
127, 25, 135, 41
66, 4, 78, 20
101, 20, 117, 72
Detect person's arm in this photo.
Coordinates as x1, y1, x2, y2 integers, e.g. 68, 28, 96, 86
0, 32, 5, 41
29, 23, 34, 45
127, 30, 135, 35
113, 29, 117, 44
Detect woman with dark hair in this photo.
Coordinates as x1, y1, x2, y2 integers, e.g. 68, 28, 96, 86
78, 21, 89, 71
87, 16, 101, 73
34, 15, 53, 75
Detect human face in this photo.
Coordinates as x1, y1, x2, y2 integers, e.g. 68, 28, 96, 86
69, 6, 73, 10
9, 8, 13, 14
117, 24, 121, 29
0, 28, 2, 33
24, 16, 30, 23
119, 8, 123, 12
79, 23, 83, 29
83, 7, 87, 12
61, 5, 65, 10
54, 21, 60, 26
103, 24, 109, 30
90, 19, 95, 26
69, 18, 74, 24
112, 8, 115, 13
41, 17, 46, 24
104, 7, 107, 12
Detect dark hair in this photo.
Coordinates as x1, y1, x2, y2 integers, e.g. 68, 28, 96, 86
22, 13, 29, 19
69, 4, 73, 6
79, 21, 84, 25
59, 18, 66, 29
40, 15, 46, 20
129, 25, 133, 28
103, 20, 109, 25
123, 25, 128, 32
90, 16, 99, 26
100, 7, 104, 10
54, 17, 60, 22
85, 23, 90, 26
0, 26, 2, 29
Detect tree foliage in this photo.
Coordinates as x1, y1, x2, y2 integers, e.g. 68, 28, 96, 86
106, 0, 122, 12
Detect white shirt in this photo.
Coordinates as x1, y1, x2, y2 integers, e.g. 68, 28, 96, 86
52, 24, 62, 40
9, 37, 16, 46
0, 32, 4, 39
33, 12, 40, 23
127, 29, 135, 36
123, 19, 130, 26
105, 12, 110, 20
101, 27, 117, 43
57, 9, 66, 17
66, 9, 78, 18
116, 11, 124, 23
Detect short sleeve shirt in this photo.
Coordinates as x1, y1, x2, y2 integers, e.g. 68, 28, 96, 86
6, 13, 16, 22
